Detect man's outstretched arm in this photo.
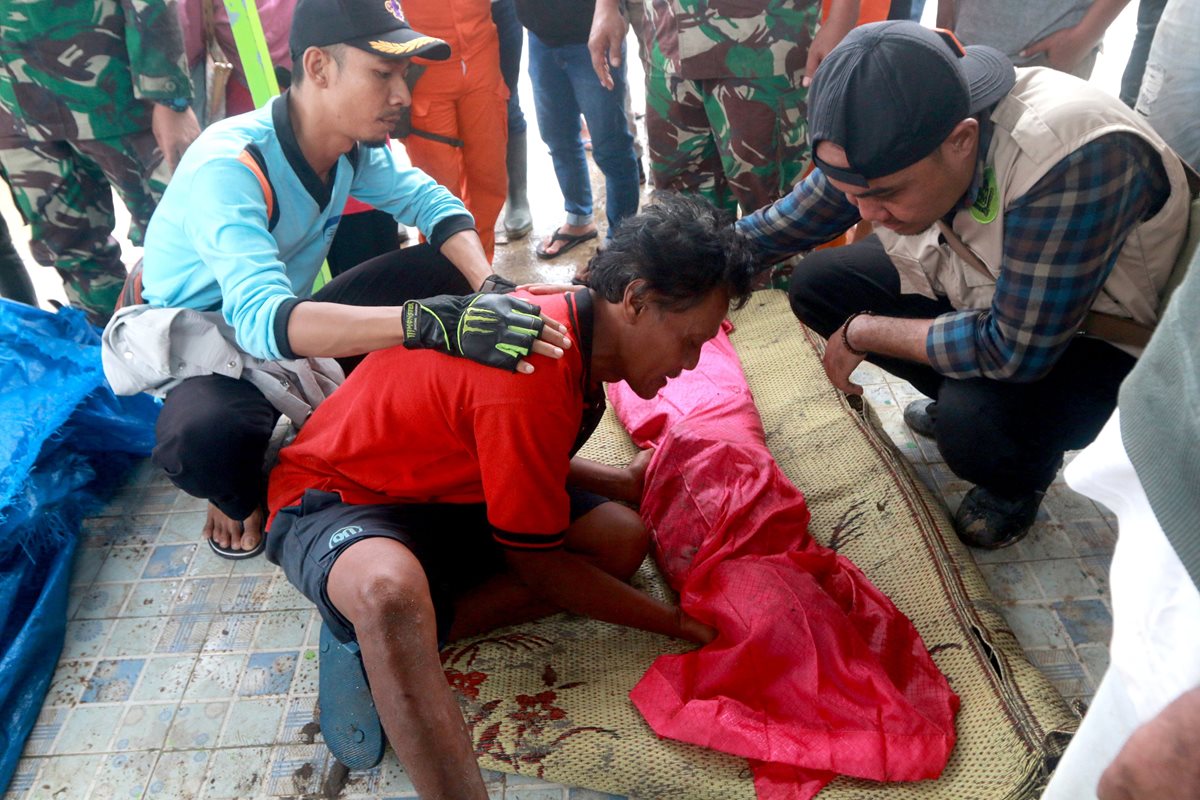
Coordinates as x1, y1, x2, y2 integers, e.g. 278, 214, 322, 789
568, 451, 654, 505
436, 227, 493, 291
284, 292, 571, 373
284, 231, 570, 371
504, 546, 715, 643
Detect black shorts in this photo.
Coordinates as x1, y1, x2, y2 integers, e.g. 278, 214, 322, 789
265, 488, 607, 647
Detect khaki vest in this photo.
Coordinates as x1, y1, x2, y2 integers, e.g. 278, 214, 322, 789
879, 68, 1191, 355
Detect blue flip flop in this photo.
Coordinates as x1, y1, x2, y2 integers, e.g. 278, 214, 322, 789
318, 623, 385, 770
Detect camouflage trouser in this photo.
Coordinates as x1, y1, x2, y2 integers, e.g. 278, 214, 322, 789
0, 127, 169, 325
645, 48, 813, 221
625, 0, 650, 74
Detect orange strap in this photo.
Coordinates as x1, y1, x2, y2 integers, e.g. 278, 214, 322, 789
822, 0, 889, 25
115, 149, 274, 312
237, 149, 275, 222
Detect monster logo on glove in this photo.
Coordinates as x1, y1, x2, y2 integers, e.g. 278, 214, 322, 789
401, 293, 545, 371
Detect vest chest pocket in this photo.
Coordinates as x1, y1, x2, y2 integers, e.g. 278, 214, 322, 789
951, 252, 1001, 312
883, 227, 945, 300
890, 253, 939, 300
931, 218, 1002, 311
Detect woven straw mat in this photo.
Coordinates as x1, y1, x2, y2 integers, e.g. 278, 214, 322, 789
441, 290, 1078, 799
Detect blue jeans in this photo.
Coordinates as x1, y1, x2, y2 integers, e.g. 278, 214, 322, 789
491, 0, 527, 135
527, 34, 639, 232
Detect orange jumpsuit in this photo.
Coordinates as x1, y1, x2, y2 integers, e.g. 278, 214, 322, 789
403, 0, 508, 261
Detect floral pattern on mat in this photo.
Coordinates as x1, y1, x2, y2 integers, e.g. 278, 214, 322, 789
443, 634, 619, 779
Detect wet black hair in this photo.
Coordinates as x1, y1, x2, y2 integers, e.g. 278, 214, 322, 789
586, 193, 757, 312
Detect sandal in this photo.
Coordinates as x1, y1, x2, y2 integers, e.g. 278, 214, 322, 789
536, 227, 598, 260
207, 534, 265, 560
319, 624, 386, 770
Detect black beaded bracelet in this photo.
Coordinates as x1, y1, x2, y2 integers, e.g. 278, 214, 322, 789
840, 310, 874, 356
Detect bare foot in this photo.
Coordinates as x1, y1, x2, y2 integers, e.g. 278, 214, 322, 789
202, 503, 265, 552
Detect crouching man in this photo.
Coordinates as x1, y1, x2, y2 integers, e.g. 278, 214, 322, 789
102, 0, 570, 560
264, 194, 754, 795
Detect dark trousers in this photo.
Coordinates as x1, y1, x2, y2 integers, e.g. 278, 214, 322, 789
788, 236, 1136, 497
325, 209, 402, 279
152, 245, 472, 520
491, 0, 528, 136
1119, 0, 1169, 107
0, 210, 36, 306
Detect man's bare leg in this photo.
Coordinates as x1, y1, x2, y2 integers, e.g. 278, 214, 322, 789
326, 537, 489, 800
202, 503, 264, 552
319, 503, 646, 796
449, 501, 648, 640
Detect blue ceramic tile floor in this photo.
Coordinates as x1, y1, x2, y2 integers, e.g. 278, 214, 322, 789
3, 459, 626, 800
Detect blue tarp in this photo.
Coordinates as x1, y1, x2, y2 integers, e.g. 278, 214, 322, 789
0, 300, 158, 793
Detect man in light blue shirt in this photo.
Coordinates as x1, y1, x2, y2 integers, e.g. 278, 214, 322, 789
123, 0, 568, 559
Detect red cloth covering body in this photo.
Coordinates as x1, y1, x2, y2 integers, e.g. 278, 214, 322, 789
610, 323, 959, 800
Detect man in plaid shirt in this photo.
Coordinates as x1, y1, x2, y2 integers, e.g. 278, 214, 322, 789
737, 21, 1193, 549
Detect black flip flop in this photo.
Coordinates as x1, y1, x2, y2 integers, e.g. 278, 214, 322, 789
536, 227, 598, 260
208, 534, 265, 560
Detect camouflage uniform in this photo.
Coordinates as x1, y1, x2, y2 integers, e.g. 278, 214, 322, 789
642, 0, 820, 218
0, 0, 191, 324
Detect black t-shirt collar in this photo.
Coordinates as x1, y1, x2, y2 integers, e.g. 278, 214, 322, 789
564, 289, 605, 456
273, 91, 345, 211
564, 288, 598, 394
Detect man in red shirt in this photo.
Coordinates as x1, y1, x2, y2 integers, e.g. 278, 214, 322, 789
265, 194, 754, 794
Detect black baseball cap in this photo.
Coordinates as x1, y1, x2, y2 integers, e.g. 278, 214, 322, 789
290, 0, 452, 63
808, 20, 1015, 187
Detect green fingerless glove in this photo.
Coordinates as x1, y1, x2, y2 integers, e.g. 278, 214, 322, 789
401, 293, 545, 371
